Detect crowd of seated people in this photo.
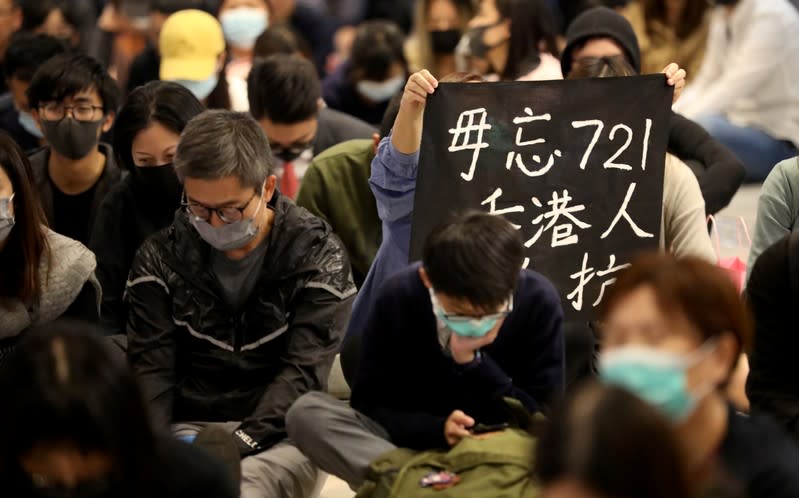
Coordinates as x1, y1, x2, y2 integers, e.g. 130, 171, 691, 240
1, 1, 799, 497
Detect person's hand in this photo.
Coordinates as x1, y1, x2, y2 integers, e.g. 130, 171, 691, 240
444, 410, 475, 447
401, 70, 439, 112
449, 328, 500, 364
662, 63, 686, 104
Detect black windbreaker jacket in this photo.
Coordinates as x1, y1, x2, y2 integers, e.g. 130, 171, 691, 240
126, 192, 355, 455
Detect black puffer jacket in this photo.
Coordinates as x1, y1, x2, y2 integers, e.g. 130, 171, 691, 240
126, 192, 355, 456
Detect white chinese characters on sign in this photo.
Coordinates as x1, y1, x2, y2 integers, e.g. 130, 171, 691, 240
448, 108, 492, 182
506, 108, 563, 177
447, 107, 658, 313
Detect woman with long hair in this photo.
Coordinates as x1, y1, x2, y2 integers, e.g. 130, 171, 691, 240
89, 81, 205, 333
0, 132, 99, 357
460, 0, 560, 81
405, 0, 475, 77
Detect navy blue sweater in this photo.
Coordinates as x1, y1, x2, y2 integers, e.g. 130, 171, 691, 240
350, 265, 564, 450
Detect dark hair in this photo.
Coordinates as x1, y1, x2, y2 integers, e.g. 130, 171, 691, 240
253, 25, 300, 59
19, 0, 79, 32
566, 55, 636, 80
248, 54, 320, 123
643, 0, 708, 38
349, 20, 408, 82
378, 93, 402, 139
535, 383, 695, 498
599, 254, 753, 377
113, 81, 205, 172
205, 60, 231, 111
150, 0, 211, 14
27, 52, 121, 113
0, 132, 48, 305
495, 0, 559, 80
423, 211, 524, 310
4, 33, 69, 82
0, 320, 157, 496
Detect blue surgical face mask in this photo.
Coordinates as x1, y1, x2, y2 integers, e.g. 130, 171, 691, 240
599, 340, 717, 421
0, 194, 14, 243
429, 288, 512, 338
187, 188, 265, 252
356, 76, 405, 103
220, 7, 269, 49
18, 110, 43, 139
172, 74, 219, 101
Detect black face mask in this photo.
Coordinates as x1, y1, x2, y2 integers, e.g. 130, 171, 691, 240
133, 163, 183, 211
430, 29, 462, 55
272, 143, 312, 163
41, 117, 103, 160
465, 22, 507, 59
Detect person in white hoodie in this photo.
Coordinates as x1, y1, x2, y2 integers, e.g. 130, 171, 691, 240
674, 0, 799, 182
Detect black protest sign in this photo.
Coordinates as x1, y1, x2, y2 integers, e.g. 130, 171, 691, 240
409, 75, 672, 320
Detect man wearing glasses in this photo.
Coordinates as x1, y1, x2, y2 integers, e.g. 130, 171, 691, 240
125, 110, 355, 498
27, 52, 120, 245
286, 212, 564, 491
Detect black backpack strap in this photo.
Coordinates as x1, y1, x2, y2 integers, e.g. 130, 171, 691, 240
789, 230, 799, 298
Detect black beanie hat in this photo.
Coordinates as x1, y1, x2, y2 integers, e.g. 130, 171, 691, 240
560, 6, 641, 78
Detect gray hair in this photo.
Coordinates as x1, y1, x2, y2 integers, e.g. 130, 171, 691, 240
174, 110, 273, 189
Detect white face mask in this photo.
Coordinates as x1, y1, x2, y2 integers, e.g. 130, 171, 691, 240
186, 185, 266, 252
356, 76, 405, 103
220, 7, 269, 49
172, 74, 219, 101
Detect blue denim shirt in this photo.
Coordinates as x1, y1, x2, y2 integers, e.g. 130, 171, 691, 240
346, 133, 419, 338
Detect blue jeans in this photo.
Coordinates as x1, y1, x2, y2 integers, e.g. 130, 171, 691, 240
695, 114, 797, 182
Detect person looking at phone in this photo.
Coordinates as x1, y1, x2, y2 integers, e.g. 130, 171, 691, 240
286, 211, 564, 490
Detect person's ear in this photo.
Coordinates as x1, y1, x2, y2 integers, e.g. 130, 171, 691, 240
371, 133, 380, 155
317, 98, 324, 109
216, 52, 226, 73
264, 174, 278, 202
101, 111, 115, 133
418, 266, 433, 289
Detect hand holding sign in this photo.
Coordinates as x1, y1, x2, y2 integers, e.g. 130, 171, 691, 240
662, 62, 686, 104
402, 70, 439, 108
393, 70, 439, 155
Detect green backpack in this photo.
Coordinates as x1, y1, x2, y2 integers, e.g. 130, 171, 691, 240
355, 425, 539, 498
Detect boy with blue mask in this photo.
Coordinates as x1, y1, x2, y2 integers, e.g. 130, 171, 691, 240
26, 52, 121, 246
285, 212, 564, 491
597, 253, 799, 498
159, 9, 226, 104
0, 32, 68, 153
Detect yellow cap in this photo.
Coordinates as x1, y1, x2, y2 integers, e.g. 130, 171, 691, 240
159, 9, 225, 81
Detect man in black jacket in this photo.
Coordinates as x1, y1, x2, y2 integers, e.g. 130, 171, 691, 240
126, 110, 356, 498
